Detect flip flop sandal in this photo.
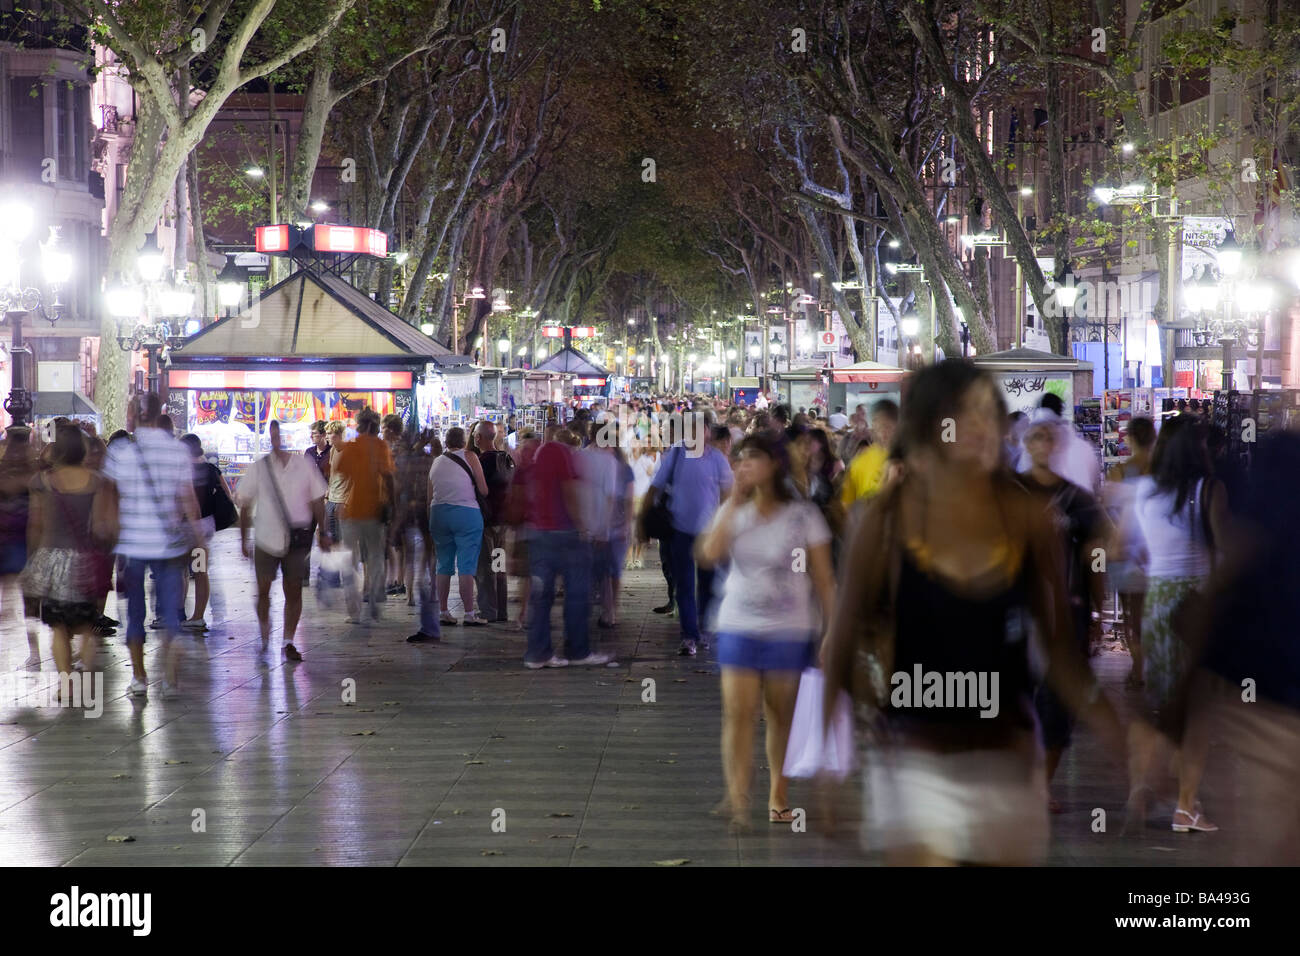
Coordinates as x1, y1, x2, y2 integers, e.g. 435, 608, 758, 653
769, 808, 796, 824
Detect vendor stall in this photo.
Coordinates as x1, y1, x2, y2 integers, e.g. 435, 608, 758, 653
167, 268, 466, 489
972, 347, 1094, 421
829, 360, 908, 415
534, 344, 611, 405
770, 366, 826, 412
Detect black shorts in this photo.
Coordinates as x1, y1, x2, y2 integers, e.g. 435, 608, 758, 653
255, 546, 310, 587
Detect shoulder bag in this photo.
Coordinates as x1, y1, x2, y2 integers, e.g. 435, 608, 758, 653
134, 441, 197, 552
263, 455, 315, 553
443, 451, 489, 514
640, 446, 681, 541
209, 463, 239, 532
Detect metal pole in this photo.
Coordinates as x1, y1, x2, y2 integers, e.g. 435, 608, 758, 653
1220, 337, 1234, 391
5, 309, 30, 428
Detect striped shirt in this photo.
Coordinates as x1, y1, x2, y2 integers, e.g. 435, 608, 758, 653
104, 428, 194, 559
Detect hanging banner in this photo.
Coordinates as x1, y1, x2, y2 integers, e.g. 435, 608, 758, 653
268, 390, 314, 425
194, 391, 232, 426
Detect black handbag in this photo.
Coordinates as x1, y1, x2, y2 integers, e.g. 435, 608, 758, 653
640, 446, 681, 540
208, 464, 238, 532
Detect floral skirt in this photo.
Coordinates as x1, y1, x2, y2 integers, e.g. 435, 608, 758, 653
1141, 575, 1202, 713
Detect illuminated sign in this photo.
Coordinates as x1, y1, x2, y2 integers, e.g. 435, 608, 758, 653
313, 226, 388, 257
573, 377, 606, 386
570, 327, 595, 338
168, 370, 412, 390
255, 225, 290, 253
541, 326, 564, 338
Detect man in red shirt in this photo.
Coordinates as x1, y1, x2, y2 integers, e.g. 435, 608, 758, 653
524, 430, 610, 669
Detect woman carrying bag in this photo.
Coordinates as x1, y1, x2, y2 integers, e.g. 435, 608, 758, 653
695, 432, 836, 833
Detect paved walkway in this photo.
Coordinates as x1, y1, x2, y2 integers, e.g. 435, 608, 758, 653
0, 532, 1250, 865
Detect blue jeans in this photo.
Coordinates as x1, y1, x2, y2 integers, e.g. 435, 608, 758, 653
669, 530, 700, 643
121, 556, 184, 645
526, 530, 591, 663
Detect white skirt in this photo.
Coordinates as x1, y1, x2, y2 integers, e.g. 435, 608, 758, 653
863, 740, 1048, 864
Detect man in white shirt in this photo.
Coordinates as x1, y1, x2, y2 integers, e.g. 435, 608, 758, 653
753, 391, 770, 411
828, 406, 849, 430
237, 419, 329, 661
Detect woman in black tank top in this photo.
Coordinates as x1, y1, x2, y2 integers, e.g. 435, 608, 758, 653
823, 361, 1133, 865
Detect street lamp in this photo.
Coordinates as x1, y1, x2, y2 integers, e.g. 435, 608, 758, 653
109, 240, 195, 396
0, 201, 71, 428
216, 258, 245, 316
1054, 264, 1079, 352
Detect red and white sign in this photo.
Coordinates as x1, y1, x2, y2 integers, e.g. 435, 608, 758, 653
169, 369, 412, 390
312, 226, 388, 257
573, 377, 606, 387
541, 326, 565, 338
255, 225, 290, 253
816, 331, 838, 352
570, 327, 595, 338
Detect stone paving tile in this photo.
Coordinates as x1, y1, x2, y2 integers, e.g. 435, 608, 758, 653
0, 529, 1257, 865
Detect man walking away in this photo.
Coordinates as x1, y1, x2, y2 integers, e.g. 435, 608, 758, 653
524, 428, 611, 669
103, 393, 204, 697
237, 419, 329, 661
334, 408, 395, 623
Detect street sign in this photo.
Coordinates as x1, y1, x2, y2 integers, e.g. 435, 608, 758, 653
816, 330, 838, 352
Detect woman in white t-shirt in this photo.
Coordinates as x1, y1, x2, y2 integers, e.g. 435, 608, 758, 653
696, 432, 836, 832
627, 442, 658, 569
1123, 415, 1226, 835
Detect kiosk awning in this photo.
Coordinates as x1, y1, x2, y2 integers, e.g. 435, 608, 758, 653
174, 270, 455, 365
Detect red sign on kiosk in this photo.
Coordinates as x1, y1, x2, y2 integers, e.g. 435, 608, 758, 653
313, 226, 388, 257
254, 225, 290, 253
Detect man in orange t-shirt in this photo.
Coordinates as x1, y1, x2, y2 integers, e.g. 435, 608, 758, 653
334, 408, 396, 621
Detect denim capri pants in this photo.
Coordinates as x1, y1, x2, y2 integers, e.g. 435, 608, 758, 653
430, 503, 484, 575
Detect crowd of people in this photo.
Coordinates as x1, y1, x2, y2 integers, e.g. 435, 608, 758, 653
1, 367, 1296, 863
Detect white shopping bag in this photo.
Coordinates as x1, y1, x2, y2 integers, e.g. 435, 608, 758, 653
782, 668, 856, 781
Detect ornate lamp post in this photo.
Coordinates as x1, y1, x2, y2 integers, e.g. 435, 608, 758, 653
106, 237, 193, 398
0, 200, 72, 429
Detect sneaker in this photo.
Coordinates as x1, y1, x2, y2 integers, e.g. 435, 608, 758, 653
72, 659, 85, 673
439, 612, 458, 626
678, 640, 698, 657
406, 631, 440, 644
393, 584, 406, 596
99, 615, 119, 628
22, 654, 41, 671
524, 656, 569, 669
344, 615, 369, 626
148, 619, 164, 630
462, 611, 488, 627
128, 678, 148, 697
283, 643, 303, 662
161, 681, 180, 699
181, 618, 207, 631
92, 623, 116, 637
652, 602, 675, 615
571, 652, 613, 666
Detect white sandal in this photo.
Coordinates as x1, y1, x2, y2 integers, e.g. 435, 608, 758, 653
1172, 808, 1219, 833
